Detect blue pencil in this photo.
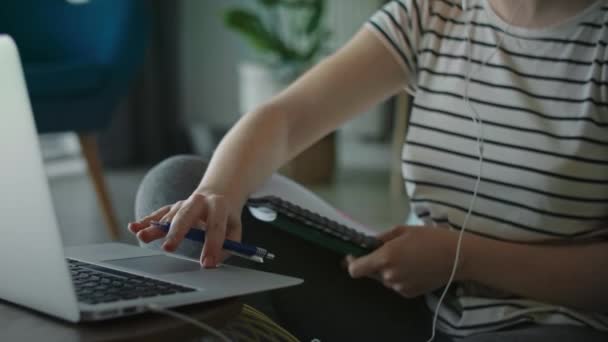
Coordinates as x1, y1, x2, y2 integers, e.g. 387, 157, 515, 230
150, 221, 275, 263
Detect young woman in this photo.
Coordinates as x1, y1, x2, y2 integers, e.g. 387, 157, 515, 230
129, 1, 608, 340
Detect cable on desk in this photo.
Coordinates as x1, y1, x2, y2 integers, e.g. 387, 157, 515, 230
145, 303, 232, 342
145, 303, 300, 342
243, 304, 300, 342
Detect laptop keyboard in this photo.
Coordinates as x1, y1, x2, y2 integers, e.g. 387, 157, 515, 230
68, 259, 197, 305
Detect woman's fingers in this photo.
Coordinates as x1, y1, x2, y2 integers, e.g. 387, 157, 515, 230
162, 194, 208, 252
131, 203, 182, 244
201, 196, 229, 267
136, 226, 167, 243
158, 201, 183, 225
377, 225, 409, 243
207, 215, 242, 265
347, 247, 390, 279
225, 215, 242, 242
128, 205, 171, 233
129, 193, 237, 268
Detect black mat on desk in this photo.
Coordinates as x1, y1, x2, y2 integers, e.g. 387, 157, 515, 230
232, 209, 432, 342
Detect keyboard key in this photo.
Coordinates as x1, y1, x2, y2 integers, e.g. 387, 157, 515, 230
121, 293, 140, 300
67, 259, 197, 305
99, 296, 121, 303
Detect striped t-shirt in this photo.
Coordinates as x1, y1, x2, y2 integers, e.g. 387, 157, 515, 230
367, 0, 608, 338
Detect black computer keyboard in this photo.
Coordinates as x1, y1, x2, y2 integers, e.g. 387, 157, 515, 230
68, 259, 196, 305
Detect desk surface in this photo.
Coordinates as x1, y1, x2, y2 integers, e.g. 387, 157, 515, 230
0, 298, 241, 342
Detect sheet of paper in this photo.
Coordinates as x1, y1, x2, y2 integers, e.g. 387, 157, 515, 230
249, 173, 378, 236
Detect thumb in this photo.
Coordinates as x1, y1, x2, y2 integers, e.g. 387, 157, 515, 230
347, 249, 387, 279
377, 226, 409, 243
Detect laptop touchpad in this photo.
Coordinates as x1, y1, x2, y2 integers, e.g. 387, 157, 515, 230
105, 255, 201, 274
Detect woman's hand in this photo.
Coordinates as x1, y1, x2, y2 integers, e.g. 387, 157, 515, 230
128, 190, 243, 268
346, 226, 465, 298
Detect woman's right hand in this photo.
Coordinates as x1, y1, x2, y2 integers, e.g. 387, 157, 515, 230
128, 191, 243, 268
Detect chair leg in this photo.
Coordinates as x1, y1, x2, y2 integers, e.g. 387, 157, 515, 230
78, 133, 121, 240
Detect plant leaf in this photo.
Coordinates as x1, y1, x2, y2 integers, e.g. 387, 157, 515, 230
224, 9, 282, 55
278, 0, 310, 9
304, 29, 330, 60
258, 0, 281, 7
305, 0, 324, 34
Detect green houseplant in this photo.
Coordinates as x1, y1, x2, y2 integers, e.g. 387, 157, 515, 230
224, 0, 329, 80
224, 0, 335, 184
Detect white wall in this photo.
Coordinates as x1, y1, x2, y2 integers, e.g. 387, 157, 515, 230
179, 0, 389, 158
179, 1, 252, 140
325, 0, 389, 138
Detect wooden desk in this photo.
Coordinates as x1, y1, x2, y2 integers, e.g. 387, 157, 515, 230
0, 298, 241, 342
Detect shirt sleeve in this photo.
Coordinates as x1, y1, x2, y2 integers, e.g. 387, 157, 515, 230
366, 0, 428, 89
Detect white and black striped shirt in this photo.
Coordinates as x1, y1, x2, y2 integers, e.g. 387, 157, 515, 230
367, 0, 608, 338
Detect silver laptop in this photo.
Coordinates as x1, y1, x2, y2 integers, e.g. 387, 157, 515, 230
0, 35, 302, 322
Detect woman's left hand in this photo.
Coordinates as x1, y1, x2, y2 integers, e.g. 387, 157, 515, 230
346, 225, 467, 298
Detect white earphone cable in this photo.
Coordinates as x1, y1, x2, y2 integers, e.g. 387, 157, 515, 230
426, 1, 524, 340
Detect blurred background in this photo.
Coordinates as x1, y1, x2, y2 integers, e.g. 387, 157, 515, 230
2, 0, 409, 246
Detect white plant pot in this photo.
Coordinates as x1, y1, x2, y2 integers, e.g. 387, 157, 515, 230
238, 61, 288, 114
238, 61, 335, 184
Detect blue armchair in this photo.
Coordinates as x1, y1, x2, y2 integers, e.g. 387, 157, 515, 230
0, 0, 149, 240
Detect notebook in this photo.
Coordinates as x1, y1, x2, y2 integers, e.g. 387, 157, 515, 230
246, 174, 383, 257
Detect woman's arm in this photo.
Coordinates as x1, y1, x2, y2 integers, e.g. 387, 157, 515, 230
147, 28, 409, 264
462, 234, 608, 312
348, 226, 608, 313
198, 28, 406, 205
